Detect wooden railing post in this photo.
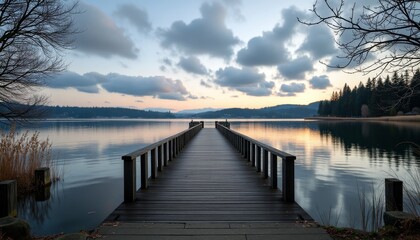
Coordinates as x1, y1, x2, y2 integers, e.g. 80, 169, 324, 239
270, 153, 277, 189
168, 140, 173, 161
158, 145, 163, 171
251, 143, 255, 166
263, 149, 268, 179
141, 153, 148, 189
385, 178, 403, 211
246, 140, 250, 161
216, 123, 296, 202
163, 142, 168, 166
151, 148, 157, 179
282, 156, 295, 202
123, 156, 136, 202
256, 146, 261, 172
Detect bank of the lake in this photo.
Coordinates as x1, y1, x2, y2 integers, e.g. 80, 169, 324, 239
306, 115, 420, 122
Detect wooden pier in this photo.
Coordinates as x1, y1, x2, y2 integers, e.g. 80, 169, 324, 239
99, 122, 331, 239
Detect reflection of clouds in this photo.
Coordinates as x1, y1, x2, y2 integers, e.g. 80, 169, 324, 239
233, 121, 419, 229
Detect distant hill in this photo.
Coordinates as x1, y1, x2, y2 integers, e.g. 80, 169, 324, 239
191, 102, 319, 118
39, 102, 319, 119
44, 106, 175, 118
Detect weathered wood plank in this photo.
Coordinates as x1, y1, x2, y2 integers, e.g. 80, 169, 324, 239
106, 128, 311, 223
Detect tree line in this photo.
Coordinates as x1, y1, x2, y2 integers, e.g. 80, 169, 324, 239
318, 70, 420, 117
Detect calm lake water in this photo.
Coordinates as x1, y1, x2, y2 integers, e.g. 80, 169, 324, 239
11, 119, 420, 235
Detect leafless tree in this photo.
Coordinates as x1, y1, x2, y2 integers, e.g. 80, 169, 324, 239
0, 0, 77, 124
301, 0, 420, 114
300, 0, 420, 76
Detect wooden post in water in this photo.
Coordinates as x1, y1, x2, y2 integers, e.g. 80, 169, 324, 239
270, 153, 277, 189
158, 145, 163, 171
151, 148, 157, 179
282, 156, 295, 202
0, 180, 17, 217
141, 153, 148, 189
385, 178, 403, 211
256, 146, 261, 172
34, 167, 51, 187
123, 156, 136, 202
263, 149, 268, 179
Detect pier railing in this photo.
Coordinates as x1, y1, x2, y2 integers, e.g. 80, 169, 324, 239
122, 122, 203, 202
216, 122, 296, 202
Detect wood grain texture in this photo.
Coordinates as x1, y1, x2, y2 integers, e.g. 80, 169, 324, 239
106, 128, 311, 222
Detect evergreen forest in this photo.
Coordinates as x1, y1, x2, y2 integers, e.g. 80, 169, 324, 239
318, 70, 420, 117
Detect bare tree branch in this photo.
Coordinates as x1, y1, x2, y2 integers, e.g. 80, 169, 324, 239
0, 0, 78, 125
299, 0, 420, 76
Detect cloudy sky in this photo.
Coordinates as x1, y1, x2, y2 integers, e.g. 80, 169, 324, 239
43, 0, 371, 112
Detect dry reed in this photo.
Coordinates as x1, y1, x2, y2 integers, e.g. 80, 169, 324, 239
0, 129, 54, 196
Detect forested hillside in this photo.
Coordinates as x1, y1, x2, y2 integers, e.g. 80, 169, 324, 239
318, 70, 420, 117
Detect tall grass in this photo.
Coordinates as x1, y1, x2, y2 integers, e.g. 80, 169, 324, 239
0, 129, 54, 195
357, 182, 384, 232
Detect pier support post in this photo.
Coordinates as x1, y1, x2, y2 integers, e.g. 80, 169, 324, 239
282, 156, 295, 202
123, 156, 136, 202
385, 178, 403, 211
0, 180, 17, 217
270, 154, 277, 189
141, 153, 148, 189
35, 167, 51, 187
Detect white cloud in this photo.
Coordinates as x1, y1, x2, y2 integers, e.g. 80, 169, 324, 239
277, 56, 314, 80
236, 6, 305, 66
178, 56, 208, 75
73, 3, 138, 59
46, 72, 190, 101
158, 2, 240, 60
214, 67, 274, 96
279, 82, 306, 96
114, 4, 152, 34
309, 75, 332, 89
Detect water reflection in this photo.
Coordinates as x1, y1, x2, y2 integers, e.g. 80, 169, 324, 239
9, 119, 420, 234
13, 119, 188, 236
232, 120, 420, 230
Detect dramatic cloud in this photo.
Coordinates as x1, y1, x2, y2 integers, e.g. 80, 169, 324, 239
45, 71, 100, 93
214, 67, 274, 96
99, 74, 188, 100
46, 72, 190, 101
236, 35, 288, 66
74, 3, 138, 59
277, 56, 314, 80
298, 25, 337, 60
178, 56, 208, 75
158, 2, 240, 60
236, 6, 305, 66
309, 75, 332, 89
279, 82, 306, 96
114, 4, 152, 34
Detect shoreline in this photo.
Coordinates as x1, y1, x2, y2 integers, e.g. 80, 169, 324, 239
305, 115, 420, 122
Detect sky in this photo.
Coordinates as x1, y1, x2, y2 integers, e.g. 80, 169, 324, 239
42, 0, 374, 112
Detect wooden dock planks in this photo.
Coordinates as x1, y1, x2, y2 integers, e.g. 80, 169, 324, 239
100, 128, 331, 239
